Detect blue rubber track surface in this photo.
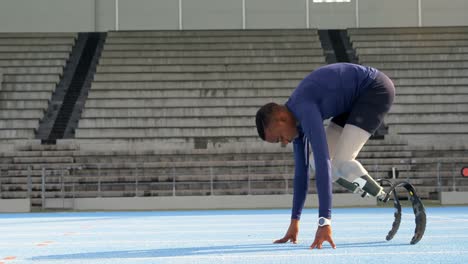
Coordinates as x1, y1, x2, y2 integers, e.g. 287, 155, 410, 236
1, 207, 467, 264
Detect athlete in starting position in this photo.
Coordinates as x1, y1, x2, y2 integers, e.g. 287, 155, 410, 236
255, 63, 395, 249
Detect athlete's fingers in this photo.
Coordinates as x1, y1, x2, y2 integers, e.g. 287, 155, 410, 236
310, 240, 318, 249
273, 236, 289, 243
290, 238, 297, 244
328, 238, 337, 249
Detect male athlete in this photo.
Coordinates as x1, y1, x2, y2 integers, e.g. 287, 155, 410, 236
255, 63, 395, 249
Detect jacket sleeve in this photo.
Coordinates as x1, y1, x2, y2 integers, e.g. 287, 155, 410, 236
299, 103, 333, 219
291, 135, 309, 220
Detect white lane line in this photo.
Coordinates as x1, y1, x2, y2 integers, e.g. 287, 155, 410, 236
27, 250, 468, 262
2, 234, 468, 248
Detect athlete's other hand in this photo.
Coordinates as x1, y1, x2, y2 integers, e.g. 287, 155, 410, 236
274, 219, 299, 244
310, 225, 336, 249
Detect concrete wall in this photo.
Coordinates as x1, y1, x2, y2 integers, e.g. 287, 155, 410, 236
184, 0, 242, 29
310, 0, 356, 29
0, 199, 31, 213
441, 192, 468, 205
0, 0, 95, 32
422, 0, 468, 27
44, 194, 376, 210
358, 0, 418, 27
119, 0, 179, 30
95, 0, 115, 32
246, 0, 306, 29
0, 0, 468, 32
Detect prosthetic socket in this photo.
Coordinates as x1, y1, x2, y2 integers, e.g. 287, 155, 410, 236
310, 123, 385, 198
308, 155, 384, 197
332, 160, 384, 197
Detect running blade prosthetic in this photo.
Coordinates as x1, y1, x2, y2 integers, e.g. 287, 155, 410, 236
378, 179, 427, 245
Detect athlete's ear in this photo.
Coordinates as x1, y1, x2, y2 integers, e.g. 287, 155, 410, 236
276, 110, 289, 123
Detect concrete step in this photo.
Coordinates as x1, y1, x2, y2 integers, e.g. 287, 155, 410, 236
0, 150, 77, 158
100, 49, 324, 58
0, 91, 53, 100
65, 160, 410, 174
348, 27, 468, 35
0, 66, 63, 75
390, 86, 468, 95
0, 45, 72, 52
387, 113, 468, 123
0, 110, 44, 119
0, 38, 75, 45
83, 97, 287, 108
0, 52, 70, 60
32, 175, 286, 185
367, 61, 468, 69
81, 106, 258, 118
411, 157, 468, 165
91, 79, 302, 89
2, 74, 60, 83
93, 71, 311, 81
350, 33, 468, 41
1, 83, 57, 91
0, 129, 34, 139
71, 136, 408, 151
358, 53, 468, 62
3, 169, 70, 177
0, 100, 48, 109
70, 152, 412, 167
352, 40, 468, 48
394, 95, 468, 104
104, 42, 322, 51
75, 127, 256, 138
13, 156, 74, 164
0, 119, 38, 129
107, 29, 318, 37
70, 149, 411, 164
15, 143, 79, 151
0, 32, 76, 38
87, 88, 293, 99
1, 85, 55, 92
390, 103, 468, 114
105, 36, 320, 44
0, 183, 63, 192
0, 162, 75, 171
390, 124, 468, 134
382, 69, 468, 78
96, 63, 320, 73
99, 56, 326, 65
392, 78, 468, 86
356, 46, 468, 55
399, 134, 468, 147
78, 117, 255, 128
0, 59, 66, 67
84, 95, 467, 109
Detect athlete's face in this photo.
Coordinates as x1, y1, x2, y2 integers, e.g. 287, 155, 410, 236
264, 111, 297, 146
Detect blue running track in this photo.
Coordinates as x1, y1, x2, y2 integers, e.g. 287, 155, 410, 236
1, 207, 467, 264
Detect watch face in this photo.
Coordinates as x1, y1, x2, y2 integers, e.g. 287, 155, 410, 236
319, 218, 325, 225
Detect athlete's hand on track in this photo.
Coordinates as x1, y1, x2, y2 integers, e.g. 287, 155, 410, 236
274, 219, 299, 244
311, 225, 336, 249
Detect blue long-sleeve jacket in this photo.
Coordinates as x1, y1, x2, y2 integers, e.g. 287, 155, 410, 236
285, 63, 378, 219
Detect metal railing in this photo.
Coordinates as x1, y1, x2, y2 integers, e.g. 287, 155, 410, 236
0, 159, 467, 209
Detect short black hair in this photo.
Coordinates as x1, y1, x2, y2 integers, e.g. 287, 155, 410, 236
255, 102, 279, 141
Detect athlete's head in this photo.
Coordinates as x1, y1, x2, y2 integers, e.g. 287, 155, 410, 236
255, 102, 298, 146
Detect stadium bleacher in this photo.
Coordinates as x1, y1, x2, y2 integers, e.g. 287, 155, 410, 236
0, 28, 467, 207
0, 33, 76, 145
348, 27, 468, 147
75, 29, 325, 150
